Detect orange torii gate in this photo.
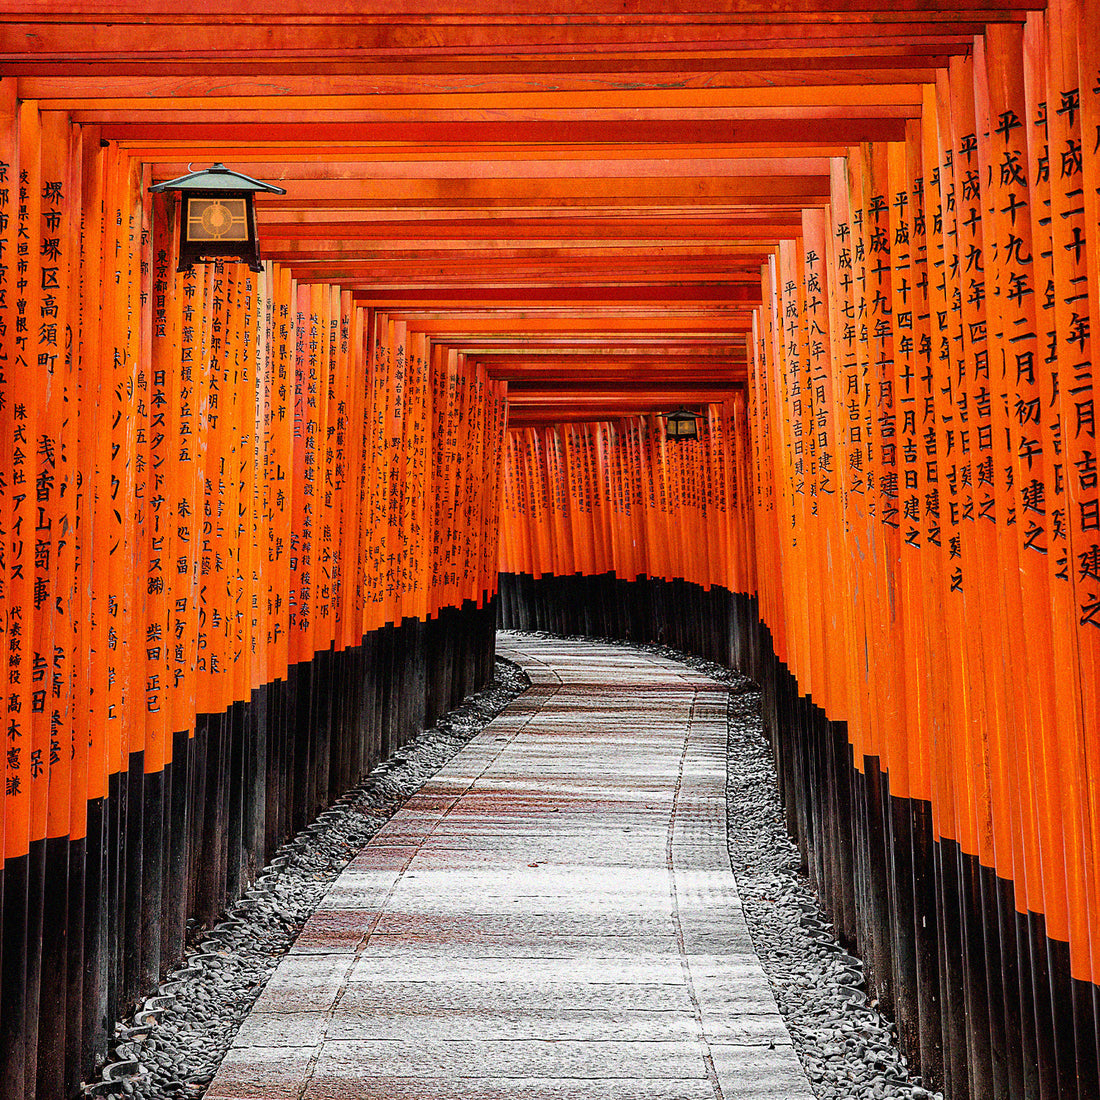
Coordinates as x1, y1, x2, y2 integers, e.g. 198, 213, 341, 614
0, 117, 507, 1098
0, 1, 1098, 1098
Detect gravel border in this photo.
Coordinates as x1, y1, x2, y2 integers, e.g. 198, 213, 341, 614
83, 657, 530, 1099
720, 667, 938, 1100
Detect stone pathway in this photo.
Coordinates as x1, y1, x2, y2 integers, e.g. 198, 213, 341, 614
206, 635, 814, 1100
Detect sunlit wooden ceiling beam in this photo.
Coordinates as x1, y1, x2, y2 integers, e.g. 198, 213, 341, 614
83, 118, 911, 143
350, 285, 761, 306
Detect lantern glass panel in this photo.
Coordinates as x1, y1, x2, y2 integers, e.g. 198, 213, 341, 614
186, 196, 250, 243
666, 412, 698, 440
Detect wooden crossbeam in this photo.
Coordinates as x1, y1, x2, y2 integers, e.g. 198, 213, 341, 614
0, 0, 1039, 425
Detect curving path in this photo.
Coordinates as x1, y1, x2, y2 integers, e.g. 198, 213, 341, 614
206, 635, 814, 1100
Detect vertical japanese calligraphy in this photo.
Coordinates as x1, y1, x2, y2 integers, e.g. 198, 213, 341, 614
0, 120, 507, 1094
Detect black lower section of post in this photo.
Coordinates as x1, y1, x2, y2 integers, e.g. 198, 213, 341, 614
23, 835, 45, 1100
35, 833, 69, 1100
1, 852, 28, 1100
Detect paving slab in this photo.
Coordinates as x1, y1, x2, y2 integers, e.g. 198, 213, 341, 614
207, 635, 813, 1100
301, 1075, 719, 1100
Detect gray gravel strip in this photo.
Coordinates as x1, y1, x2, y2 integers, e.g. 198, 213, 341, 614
721, 669, 938, 1100
82, 657, 530, 1100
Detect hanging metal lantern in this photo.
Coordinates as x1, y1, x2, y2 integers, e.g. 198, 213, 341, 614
149, 163, 286, 274
664, 407, 700, 441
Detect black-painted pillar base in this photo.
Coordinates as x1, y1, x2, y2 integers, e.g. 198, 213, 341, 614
0, 600, 496, 1090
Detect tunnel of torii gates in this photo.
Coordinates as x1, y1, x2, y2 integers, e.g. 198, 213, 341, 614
0, 0, 1098, 1098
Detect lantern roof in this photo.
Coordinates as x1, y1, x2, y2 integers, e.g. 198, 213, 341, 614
150, 163, 286, 195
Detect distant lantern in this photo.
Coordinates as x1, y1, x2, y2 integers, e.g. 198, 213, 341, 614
664, 408, 700, 441
149, 163, 286, 274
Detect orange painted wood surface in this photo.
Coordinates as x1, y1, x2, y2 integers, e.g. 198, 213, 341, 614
2, 0, 1100, 1035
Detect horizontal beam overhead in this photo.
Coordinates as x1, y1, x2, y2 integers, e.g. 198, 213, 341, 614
3, 0, 1028, 426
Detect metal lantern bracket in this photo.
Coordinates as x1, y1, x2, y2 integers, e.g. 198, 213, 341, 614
149, 163, 286, 274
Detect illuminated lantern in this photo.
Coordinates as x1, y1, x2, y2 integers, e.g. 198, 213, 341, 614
149, 162, 286, 273
664, 407, 700, 441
